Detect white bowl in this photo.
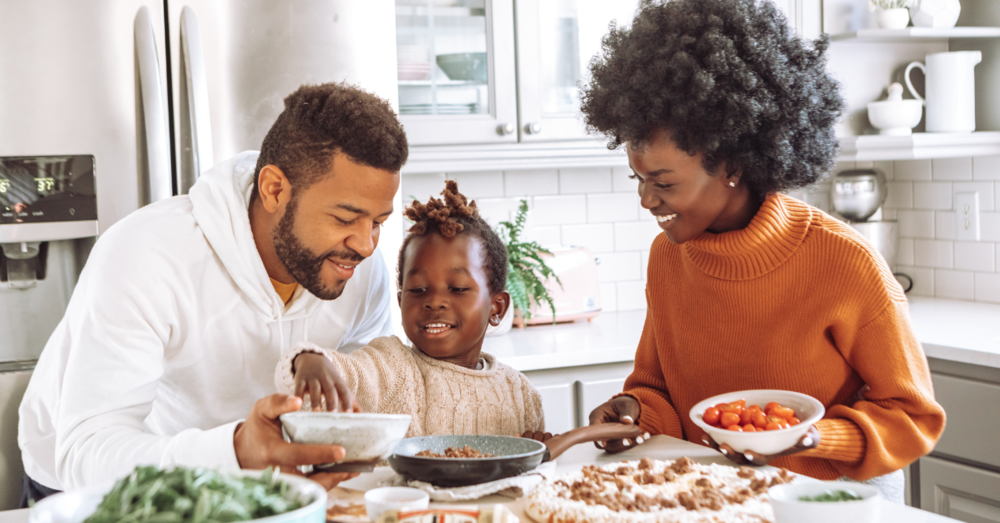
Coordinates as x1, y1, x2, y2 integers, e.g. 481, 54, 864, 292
689, 389, 824, 455
280, 412, 412, 465
364, 487, 430, 521
769, 481, 881, 523
29, 470, 327, 523
868, 99, 923, 135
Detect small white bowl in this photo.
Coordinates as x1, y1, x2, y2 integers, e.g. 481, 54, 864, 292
279, 412, 411, 465
769, 481, 881, 523
868, 99, 923, 135
689, 389, 824, 455
364, 487, 430, 521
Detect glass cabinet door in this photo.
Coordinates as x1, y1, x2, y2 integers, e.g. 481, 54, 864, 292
514, 0, 638, 142
396, 0, 517, 146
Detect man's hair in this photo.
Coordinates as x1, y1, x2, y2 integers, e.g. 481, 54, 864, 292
580, 0, 844, 196
251, 82, 408, 201
397, 181, 508, 295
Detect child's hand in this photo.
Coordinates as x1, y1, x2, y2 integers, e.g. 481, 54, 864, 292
292, 352, 361, 412
520, 430, 555, 442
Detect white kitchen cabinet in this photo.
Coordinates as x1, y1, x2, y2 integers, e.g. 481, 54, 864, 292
577, 376, 628, 425
919, 456, 1000, 523
532, 382, 575, 434
523, 361, 634, 432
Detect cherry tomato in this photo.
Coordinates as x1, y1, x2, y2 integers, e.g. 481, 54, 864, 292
715, 403, 729, 411
720, 403, 745, 417
742, 424, 757, 432
752, 412, 768, 429
765, 421, 783, 431
764, 402, 781, 414
787, 416, 801, 426
727, 424, 744, 432
747, 404, 763, 414
731, 399, 746, 408
766, 415, 790, 429
772, 406, 796, 420
720, 412, 741, 428
703, 407, 721, 426
739, 409, 754, 426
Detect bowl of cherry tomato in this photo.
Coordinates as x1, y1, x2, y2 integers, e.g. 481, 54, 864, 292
688, 390, 825, 455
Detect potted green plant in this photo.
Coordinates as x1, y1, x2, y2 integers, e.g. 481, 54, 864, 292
494, 199, 561, 331
869, 0, 916, 28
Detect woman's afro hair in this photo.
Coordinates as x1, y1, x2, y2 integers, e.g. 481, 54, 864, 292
397, 181, 508, 295
581, 0, 844, 195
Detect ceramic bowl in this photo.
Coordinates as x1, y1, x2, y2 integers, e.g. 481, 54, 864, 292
364, 487, 430, 521
868, 99, 923, 135
769, 481, 881, 523
280, 412, 411, 466
689, 389, 824, 455
28, 470, 326, 523
435, 52, 488, 82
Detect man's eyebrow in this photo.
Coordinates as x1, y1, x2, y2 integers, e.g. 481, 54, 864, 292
333, 203, 394, 218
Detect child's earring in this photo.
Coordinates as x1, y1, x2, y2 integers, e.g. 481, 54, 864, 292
729, 181, 736, 187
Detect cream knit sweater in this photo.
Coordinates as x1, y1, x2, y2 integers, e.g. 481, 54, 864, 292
275, 336, 545, 437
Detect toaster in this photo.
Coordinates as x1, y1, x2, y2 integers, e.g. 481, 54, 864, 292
515, 245, 601, 326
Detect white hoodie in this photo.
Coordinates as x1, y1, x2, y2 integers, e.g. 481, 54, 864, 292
18, 151, 393, 491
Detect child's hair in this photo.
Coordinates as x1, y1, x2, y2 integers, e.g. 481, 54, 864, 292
397, 181, 508, 295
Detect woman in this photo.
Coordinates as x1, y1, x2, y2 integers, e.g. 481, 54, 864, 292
584, 0, 945, 503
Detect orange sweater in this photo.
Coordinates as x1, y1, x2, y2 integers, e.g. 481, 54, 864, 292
625, 193, 945, 481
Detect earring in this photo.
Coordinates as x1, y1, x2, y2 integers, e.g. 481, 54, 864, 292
729, 181, 736, 187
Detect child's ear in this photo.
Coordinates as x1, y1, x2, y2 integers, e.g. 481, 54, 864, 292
397, 291, 402, 307
489, 291, 512, 326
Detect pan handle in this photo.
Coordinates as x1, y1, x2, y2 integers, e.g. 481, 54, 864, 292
542, 423, 644, 462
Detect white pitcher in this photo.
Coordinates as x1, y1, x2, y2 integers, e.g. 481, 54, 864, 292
905, 51, 982, 133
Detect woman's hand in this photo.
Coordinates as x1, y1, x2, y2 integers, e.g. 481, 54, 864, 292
292, 352, 360, 413
520, 430, 555, 442
588, 396, 648, 453
701, 425, 820, 466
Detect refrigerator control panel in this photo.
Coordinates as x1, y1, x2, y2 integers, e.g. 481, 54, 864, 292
0, 155, 96, 224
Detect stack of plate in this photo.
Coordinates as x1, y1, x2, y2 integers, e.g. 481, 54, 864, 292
397, 45, 430, 81
400, 103, 479, 115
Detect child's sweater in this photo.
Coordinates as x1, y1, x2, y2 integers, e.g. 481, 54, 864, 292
274, 336, 545, 437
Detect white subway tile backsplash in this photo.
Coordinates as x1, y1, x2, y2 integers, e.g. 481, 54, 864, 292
898, 210, 935, 238
612, 166, 637, 193
885, 182, 913, 209
932, 157, 973, 181
446, 171, 505, 198
953, 182, 995, 211
562, 223, 615, 253
882, 209, 897, 220
524, 225, 562, 247
913, 182, 953, 210
559, 167, 612, 194
614, 220, 662, 252
475, 197, 523, 225
403, 173, 448, 202
974, 272, 1000, 303
641, 250, 650, 280
595, 252, 641, 282
934, 270, 975, 300
897, 265, 933, 296
615, 281, 647, 311
897, 238, 914, 266
599, 282, 618, 312
588, 193, 639, 223
973, 156, 1000, 180
954, 241, 995, 272
934, 212, 957, 240
895, 160, 932, 181
982, 212, 1000, 242
529, 195, 587, 226
914, 239, 953, 268
505, 169, 559, 196
874, 160, 894, 181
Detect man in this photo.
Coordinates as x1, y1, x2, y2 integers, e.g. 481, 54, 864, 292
18, 82, 408, 505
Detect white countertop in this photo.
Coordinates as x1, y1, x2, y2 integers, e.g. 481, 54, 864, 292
489, 296, 1000, 372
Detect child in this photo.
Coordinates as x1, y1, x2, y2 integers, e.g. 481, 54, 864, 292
274, 181, 545, 437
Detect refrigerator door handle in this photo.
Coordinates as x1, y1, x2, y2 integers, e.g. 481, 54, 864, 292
179, 6, 213, 194
134, 5, 172, 204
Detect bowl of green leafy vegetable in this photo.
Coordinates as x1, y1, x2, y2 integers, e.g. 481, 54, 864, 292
28, 466, 326, 523
768, 481, 881, 523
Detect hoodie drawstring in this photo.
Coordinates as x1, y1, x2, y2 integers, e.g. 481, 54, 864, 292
277, 307, 285, 354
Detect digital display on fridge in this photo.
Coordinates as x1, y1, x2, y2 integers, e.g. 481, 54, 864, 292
0, 155, 97, 224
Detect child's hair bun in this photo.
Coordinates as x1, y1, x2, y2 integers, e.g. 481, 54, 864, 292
404, 180, 479, 238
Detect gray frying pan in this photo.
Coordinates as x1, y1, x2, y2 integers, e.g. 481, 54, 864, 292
387, 423, 643, 487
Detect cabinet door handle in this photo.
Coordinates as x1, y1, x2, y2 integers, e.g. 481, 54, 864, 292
497, 123, 515, 135
526, 122, 542, 134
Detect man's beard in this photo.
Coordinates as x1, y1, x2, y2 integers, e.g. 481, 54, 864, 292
273, 197, 365, 301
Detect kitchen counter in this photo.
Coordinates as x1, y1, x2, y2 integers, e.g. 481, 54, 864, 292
488, 296, 1000, 372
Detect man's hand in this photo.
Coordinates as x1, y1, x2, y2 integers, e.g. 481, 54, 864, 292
234, 394, 358, 489
701, 425, 821, 466
293, 352, 360, 413
588, 396, 645, 453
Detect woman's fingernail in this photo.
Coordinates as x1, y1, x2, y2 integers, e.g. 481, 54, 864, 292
744, 452, 754, 461
702, 437, 710, 445
622, 439, 631, 447
720, 448, 727, 455
803, 437, 813, 447
636, 436, 644, 444
621, 416, 634, 424
596, 441, 605, 448
644, 432, 650, 439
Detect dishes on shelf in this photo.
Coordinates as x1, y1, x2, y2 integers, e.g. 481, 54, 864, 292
436, 52, 488, 82
400, 103, 480, 115
909, 0, 961, 28
397, 45, 431, 81
868, 83, 922, 136
904, 51, 981, 133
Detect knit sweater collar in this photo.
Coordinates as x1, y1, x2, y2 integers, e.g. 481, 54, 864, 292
410, 345, 498, 375
681, 192, 813, 280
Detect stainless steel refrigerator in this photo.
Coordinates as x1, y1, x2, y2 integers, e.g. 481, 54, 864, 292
0, 0, 396, 508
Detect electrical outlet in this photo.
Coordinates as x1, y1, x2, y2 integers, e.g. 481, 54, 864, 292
955, 192, 980, 241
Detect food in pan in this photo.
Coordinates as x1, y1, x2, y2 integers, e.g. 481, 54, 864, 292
525, 457, 795, 523
415, 445, 496, 458
701, 399, 802, 432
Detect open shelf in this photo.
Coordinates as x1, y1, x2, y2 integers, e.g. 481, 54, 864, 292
831, 27, 1000, 42
838, 131, 1000, 161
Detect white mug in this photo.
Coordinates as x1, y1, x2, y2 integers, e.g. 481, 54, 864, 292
905, 51, 982, 133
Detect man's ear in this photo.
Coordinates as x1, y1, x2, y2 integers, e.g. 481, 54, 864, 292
257, 164, 292, 214
490, 290, 512, 326
397, 290, 402, 307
